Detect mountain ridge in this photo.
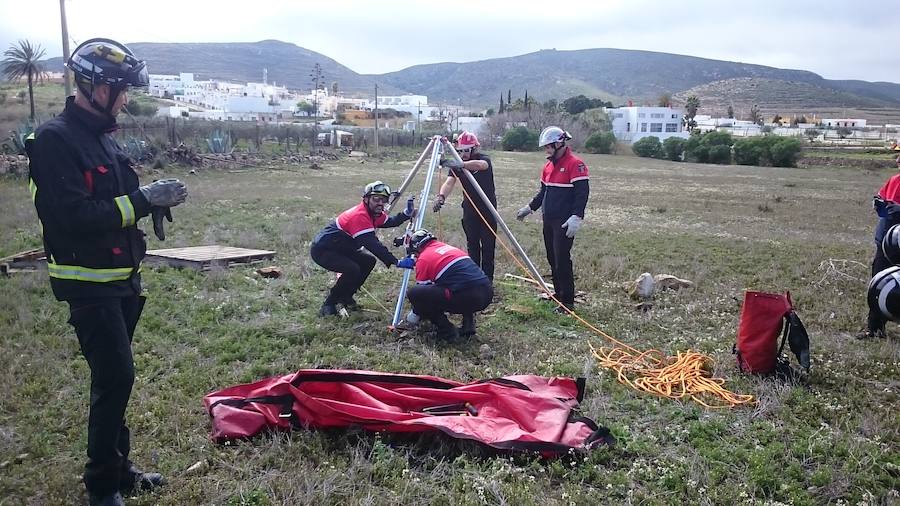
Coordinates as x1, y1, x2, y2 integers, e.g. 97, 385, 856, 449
30, 40, 900, 110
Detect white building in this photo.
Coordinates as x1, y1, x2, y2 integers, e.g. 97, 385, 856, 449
822, 118, 867, 128
608, 106, 688, 143
148, 73, 196, 98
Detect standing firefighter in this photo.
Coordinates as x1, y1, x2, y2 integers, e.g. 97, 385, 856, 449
432, 131, 498, 280
26, 38, 186, 506
310, 181, 417, 316
863, 154, 900, 338
516, 126, 590, 312
405, 229, 494, 339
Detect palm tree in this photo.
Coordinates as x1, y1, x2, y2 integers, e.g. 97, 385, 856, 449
2, 40, 47, 120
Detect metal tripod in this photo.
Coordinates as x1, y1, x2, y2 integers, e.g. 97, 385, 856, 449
387, 136, 550, 328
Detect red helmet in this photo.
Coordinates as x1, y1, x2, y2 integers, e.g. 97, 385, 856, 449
457, 131, 480, 150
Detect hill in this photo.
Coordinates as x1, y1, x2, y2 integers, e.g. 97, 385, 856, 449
24, 42, 900, 113
672, 77, 900, 123
40, 40, 402, 95
378, 48, 900, 107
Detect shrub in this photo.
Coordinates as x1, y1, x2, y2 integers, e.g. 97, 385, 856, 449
733, 137, 766, 166
584, 131, 616, 154
732, 136, 802, 167
632, 136, 662, 158
662, 137, 686, 161
769, 138, 802, 167
501, 126, 539, 151
708, 144, 732, 164
684, 131, 733, 163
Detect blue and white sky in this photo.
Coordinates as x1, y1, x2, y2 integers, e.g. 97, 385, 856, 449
2, 0, 898, 83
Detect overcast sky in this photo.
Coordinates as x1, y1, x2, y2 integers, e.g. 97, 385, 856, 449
2, 0, 898, 83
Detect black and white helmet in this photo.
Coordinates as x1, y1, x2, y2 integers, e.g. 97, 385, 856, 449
867, 265, 900, 322
67, 38, 149, 89
883, 224, 900, 265
407, 229, 435, 255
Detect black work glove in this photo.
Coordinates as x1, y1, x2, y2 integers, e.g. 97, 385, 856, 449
151, 206, 173, 241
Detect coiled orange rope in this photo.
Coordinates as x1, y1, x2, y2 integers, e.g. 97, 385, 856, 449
446, 174, 755, 408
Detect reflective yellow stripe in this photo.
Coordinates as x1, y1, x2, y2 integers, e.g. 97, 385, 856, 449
48, 263, 136, 282
28, 178, 37, 202
114, 195, 136, 227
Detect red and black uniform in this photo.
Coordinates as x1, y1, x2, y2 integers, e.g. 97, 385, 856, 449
449, 153, 497, 280
407, 240, 493, 330
26, 96, 153, 497
868, 174, 900, 333
310, 201, 409, 305
526, 146, 590, 307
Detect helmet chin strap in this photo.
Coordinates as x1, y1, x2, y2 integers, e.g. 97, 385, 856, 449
77, 81, 122, 123
547, 142, 566, 161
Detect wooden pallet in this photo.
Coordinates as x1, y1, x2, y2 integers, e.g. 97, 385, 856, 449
145, 245, 276, 271
0, 248, 47, 275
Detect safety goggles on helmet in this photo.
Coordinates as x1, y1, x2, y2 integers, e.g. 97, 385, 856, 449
363, 181, 392, 199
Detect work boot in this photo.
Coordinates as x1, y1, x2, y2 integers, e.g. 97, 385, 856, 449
318, 303, 338, 317
459, 313, 476, 337
89, 492, 125, 506
341, 297, 360, 311
856, 327, 886, 340
120, 464, 166, 494
554, 302, 575, 314
434, 315, 459, 341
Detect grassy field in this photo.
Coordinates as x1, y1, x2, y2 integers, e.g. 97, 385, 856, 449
0, 151, 897, 505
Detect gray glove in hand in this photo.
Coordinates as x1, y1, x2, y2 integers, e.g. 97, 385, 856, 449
139, 178, 187, 207
441, 159, 465, 171
562, 215, 583, 238
516, 206, 533, 221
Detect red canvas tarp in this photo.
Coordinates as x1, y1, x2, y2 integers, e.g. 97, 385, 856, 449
204, 369, 614, 455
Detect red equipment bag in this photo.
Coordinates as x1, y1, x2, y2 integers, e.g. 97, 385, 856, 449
734, 291, 811, 374
204, 369, 614, 455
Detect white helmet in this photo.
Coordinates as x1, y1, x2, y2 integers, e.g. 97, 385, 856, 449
538, 126, 572, 147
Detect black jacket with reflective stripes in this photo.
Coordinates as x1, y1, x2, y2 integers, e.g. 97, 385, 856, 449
27, 97, 152, 301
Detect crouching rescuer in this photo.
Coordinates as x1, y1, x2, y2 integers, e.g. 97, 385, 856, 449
26, 38, 187, 505
404, 229, 494, 340
310, 181, 416, 316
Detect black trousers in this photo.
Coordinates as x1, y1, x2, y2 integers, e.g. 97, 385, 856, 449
461, 210, 497, 281
408, 282, 493, 325
67, 295, 144, 496
310, 243, 377, 305
868, 243, 892, 332
542, 217, 576, 306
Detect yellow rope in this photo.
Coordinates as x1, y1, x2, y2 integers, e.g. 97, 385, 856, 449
453, 174, 755, 408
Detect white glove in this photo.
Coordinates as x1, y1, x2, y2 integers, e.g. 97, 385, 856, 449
405, 310, 420, 325
561, 215, 583, 238
516, 206, 533, 221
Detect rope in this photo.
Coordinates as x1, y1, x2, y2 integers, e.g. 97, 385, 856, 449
449, 169, 755, 408
359, 285, 394, 315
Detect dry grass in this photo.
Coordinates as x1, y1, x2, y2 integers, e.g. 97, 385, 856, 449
0, 150, 897, 505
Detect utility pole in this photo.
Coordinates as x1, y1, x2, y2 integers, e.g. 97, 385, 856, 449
59, 0, 71, 97
310, 63, 323, 152
374, 83, 379, 152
